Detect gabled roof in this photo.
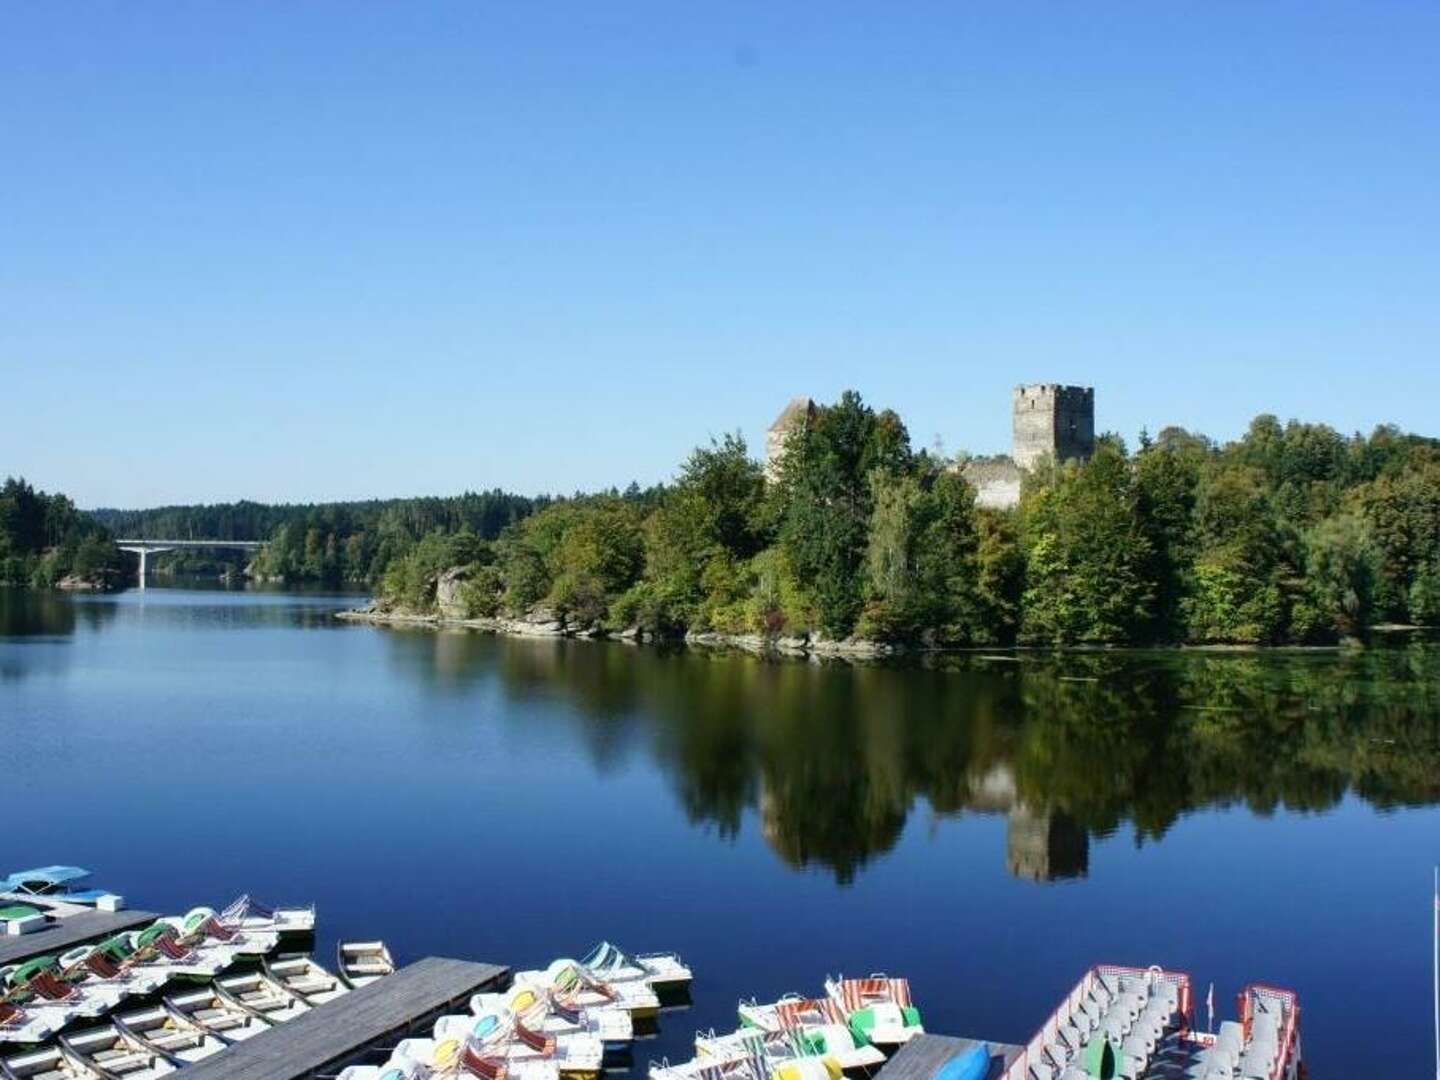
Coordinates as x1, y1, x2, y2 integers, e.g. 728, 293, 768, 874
768, 397, 817, 433
2, 866, 91, 890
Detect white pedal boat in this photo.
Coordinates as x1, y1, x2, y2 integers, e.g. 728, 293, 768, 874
435, 1010, 603, 1080
823, 977, 923, 1052
160, 908, 280, 959
579, 943, 691, 995
738, 996, 885, 1072
515, 961, 658, 1020
391, 1036, 559, 1080
473, 985, 632, 1052
217, 896, 315, 936
57, 944, 168, 1000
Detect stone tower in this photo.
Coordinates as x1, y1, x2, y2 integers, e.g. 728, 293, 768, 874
1011, 384, 1095, 470
765, 397, 818, 482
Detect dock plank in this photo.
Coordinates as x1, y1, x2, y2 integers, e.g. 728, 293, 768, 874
0, 909, 159, 965
183, 956, 508, 1080
878, 1034, 1024, 1080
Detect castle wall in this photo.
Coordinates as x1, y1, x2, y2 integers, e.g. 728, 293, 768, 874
764, 428, 790, 481
962, 455, 1024, 510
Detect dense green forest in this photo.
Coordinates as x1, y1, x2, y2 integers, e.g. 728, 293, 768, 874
375, 391, 1440, 646
92, 491, 545, 584
0, 478, 127, 588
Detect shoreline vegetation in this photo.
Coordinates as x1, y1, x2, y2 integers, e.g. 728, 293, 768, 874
340, 390, 1440, 651
12, 388, 1440, 648
0, 478, 128, 590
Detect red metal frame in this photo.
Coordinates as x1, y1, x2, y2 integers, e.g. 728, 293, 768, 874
1002, 964, 1194, 1080
1237, 982, 1301, 1080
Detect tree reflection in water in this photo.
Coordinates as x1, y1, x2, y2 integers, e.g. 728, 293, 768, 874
405, 634, 1440, 884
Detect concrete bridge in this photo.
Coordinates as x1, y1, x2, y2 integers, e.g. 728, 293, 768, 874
115, 539, 265, 588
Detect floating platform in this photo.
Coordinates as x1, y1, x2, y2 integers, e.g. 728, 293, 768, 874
181, 956, 509, 1080
0, 907, 159, 966
877, 1034, 1024, 1080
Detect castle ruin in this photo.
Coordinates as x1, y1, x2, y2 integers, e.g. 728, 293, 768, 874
763, 384, 1093, 508
765, 397, 818, 482
965, 383, 1095, 508
1011, 383, 1095, 470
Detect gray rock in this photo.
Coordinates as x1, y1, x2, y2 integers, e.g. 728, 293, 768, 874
435, 566, 470, 620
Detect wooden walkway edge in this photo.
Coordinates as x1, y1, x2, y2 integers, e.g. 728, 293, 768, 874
0, 909, 159, 966
182, 956, 509, 1080
876, 1033, 1024, 1080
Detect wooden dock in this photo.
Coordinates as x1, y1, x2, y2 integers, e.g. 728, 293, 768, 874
182, 956, 509, 1080
876, 1034, 1024, 1080
0, 908, 159, 966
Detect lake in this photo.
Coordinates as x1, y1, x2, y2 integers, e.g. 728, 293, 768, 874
3, 585, 1437, 1074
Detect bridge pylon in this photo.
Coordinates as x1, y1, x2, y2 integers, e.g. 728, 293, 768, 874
114, 540, 265, 590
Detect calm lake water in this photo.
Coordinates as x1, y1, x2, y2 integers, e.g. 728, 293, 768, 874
3, 586, 1438, 1075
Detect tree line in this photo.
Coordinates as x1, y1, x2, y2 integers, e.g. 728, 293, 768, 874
91, 491, 545, 585
0, 477, 127, 587
377, 390, 1440, 645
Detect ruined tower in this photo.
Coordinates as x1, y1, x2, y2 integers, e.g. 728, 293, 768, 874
1011, 384, 1095, 470
765, 397, 818, 482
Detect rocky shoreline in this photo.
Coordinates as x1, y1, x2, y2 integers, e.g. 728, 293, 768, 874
334, 600, 1377, 656
334, 602, 907, 659
55, 571, 124, 592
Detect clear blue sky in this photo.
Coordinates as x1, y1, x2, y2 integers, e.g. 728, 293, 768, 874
3, 2, 1437, 508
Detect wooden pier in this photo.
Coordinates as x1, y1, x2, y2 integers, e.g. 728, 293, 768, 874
876, 1034, 1024, 1080
0, 908, 159, 966
182, 956, 508, 1080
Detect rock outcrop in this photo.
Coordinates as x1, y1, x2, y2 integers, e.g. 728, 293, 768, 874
56, 571, 121, 592
340, 599, 906, 663
435, 566, 469, 620
335, 563, 919, 660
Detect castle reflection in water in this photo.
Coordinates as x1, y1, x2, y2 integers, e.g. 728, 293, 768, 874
394, 626, 1440, 886
968, 765, 1089, 882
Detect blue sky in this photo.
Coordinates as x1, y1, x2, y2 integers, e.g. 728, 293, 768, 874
3, 2, 1437, 508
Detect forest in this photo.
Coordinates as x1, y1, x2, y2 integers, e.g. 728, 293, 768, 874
14, 389, 1440, 646
0, 477, 127, 588
373, 391, 1440, 646
91, 490, 544, 585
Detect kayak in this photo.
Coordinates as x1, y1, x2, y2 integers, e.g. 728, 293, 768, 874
934, 1044, 989, 1080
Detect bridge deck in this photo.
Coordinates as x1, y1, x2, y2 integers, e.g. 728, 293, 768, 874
115, 539, 265, 548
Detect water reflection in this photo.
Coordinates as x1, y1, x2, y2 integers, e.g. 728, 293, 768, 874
391, 634, 1440, 884
0, 588, 119, 682
0, 587, 121, 637
0, 586, 368, 686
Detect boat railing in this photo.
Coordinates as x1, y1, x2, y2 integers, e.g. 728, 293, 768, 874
1238, 983, 1300, 1080
1001, 965, 1192, 1080
1003, 968, 1098, 1080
